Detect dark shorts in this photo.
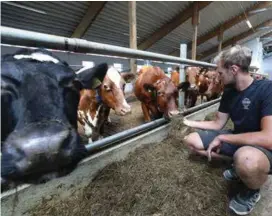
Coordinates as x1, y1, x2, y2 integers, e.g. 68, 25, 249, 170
196, 129, 272, 174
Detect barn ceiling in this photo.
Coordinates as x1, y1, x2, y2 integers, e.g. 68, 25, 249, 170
1, 1, 272, 62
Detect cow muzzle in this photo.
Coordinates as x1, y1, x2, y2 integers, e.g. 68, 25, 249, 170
1, 121, 80, 182
116, 102, 132, 116
167, 110, 180, 118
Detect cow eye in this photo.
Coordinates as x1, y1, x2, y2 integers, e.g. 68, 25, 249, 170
157, 91, 164, 96
104, 84, 111, 91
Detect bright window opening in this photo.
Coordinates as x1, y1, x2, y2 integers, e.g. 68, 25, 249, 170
82, 61, 94, 68
113, 63, 123, 71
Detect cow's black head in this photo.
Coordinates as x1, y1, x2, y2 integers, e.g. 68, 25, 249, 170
1, 48, 108, 186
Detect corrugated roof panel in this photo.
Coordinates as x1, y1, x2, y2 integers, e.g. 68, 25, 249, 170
83, 1, 129, 47
136, 1, 190, 42
197, 1, 256, 35
201, 29, 272, 62
148, 38, 178, 55
223, 10, 272, 41
1, 1, 89, 37
148, 18, 194, 53
148, 1, 255, 55
240, 29, 272, 45
198, 8, 272, 59
197, 37, 219, 53
1, 1, 270, 59
84, 1, 190, 48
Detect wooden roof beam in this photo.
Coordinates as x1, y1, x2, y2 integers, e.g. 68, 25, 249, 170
137, 1, 212, 50
71, 1, 106, 38
169, 1, 272, 56
198, 20, 272, 60
261, 31, 272, 39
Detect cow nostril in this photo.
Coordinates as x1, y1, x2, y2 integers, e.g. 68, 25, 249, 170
121, 107, 131, 114
169, 110, 179, 117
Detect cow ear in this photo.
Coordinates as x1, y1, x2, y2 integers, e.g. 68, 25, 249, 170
143, 83, 156, 92
74, 63, 108, 90
121, 72, 136, 83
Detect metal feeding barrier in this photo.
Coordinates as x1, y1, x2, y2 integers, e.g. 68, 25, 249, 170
1, 26, 265, 75
1, 26, 264, 153
85, 98, 221, 152
0, 27, 226, 192
0, 27, 225, 152
1, 26, 268, 106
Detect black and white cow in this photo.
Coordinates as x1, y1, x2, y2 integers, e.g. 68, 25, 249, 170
1, 48, 108, 186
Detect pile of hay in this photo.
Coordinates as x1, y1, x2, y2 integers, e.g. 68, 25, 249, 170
30, 113, 237, 216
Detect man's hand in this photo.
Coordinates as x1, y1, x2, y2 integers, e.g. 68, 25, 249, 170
207, 136, 222, 162
183, 118, 192, 127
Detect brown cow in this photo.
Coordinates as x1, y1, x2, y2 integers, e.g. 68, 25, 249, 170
198, 73, 209, 103
134, 66, 179, 122
177, 66, 201, 108
78, 66, 133, 143
203, 70, 223, 101
171, 66, 180, 87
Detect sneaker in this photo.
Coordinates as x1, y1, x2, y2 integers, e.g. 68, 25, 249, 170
223, 167, 240, 181
229, 189, 261, 215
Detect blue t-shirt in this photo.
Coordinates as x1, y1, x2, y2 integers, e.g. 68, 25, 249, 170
219, 79, 272, 134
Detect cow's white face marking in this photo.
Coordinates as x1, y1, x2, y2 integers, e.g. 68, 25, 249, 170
75, 65, 93, 74
14, 53, 59, 64
78, 105, 102, 142
190, 83, 197, 88
107, 67, 122, 87
122, 98, 130, 110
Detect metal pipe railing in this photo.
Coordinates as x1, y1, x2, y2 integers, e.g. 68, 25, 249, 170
86, 97, 221, 152
1, 26, 215, 68
1, 27, 267, 77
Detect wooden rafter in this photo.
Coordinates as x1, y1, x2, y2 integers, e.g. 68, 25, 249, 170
137, 1, 212, 50
261, 31, 272, 39
71, 1, 106, 38
198, 20, 272, 60
169, 1, 272, 56
129, 1, 137, 75
191, 2, 200, 60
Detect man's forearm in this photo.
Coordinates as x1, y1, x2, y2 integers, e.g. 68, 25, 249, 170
186, 119, 222, 130
218, 132, 272, 150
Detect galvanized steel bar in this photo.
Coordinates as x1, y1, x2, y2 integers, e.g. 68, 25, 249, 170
85, 97, 221, 152
1, 26, 215, 68
179, 44, 187, 108
1, 27, 266, 76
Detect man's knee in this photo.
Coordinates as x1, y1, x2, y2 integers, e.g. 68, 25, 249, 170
234, 146, 270, 178
184, 132, 204, 151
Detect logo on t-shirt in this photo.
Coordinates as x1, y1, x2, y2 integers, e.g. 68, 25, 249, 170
242, 98, 251, 110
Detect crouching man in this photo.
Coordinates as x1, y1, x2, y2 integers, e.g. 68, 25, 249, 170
183, 45, 272, 215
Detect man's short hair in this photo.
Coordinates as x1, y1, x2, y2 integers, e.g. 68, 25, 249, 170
213, 45, 252, 72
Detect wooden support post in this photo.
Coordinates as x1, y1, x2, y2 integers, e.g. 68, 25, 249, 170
218, 26, 224, 53
128, 1, 137, 76
191, 2, 199, 60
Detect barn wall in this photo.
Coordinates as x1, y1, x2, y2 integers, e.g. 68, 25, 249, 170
241, 38, 263, 73
263, 55, 272, 79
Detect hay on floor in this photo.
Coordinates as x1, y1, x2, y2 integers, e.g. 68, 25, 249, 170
29, 113, 243, 216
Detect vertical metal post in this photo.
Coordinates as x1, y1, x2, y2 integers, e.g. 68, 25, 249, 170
145, 60, 151, 65
179, 44, 187, 108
